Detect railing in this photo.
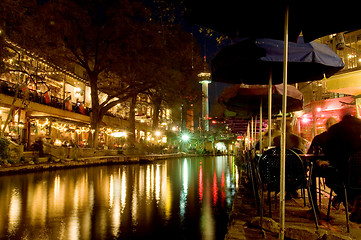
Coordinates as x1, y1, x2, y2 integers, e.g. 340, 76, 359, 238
0, 79, 90, 116
0, 79, 141, 121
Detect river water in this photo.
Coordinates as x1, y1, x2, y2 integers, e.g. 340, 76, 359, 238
0, 156, 238, 240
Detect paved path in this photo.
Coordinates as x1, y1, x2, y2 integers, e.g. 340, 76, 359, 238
225, 171, 361, 240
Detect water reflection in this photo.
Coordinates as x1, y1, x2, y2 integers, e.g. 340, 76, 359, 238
0, 156, 237, 240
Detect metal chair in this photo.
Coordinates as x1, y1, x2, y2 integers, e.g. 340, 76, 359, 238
257, 147, 319, 229
326, 148, 361, 232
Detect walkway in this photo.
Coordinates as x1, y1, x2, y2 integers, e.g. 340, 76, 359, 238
225, 171, 361, 240
0, 153, 186, 175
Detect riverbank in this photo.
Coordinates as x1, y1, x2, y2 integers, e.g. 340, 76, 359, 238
0, 153, 216, 176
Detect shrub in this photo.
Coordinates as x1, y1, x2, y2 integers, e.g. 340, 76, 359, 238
0, 137, 10, 159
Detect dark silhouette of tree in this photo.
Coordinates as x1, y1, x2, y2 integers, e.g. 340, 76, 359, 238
3, 1, 165, 146
1, 0, 204, 148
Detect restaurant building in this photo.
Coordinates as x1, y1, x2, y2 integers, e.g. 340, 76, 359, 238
0, 39, 172, 154
296, 30, 361, 141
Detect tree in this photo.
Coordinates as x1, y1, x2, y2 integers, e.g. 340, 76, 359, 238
0, 27, 52, 137
2, 0, 160, 147
146, 26, 203, 131
1, 0, 204, 148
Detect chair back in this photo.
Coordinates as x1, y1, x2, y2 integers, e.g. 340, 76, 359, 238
258, 147, 306, 191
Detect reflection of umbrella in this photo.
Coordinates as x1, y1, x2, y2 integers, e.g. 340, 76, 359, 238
212, 38, 344, 85
219, 84, 303, 119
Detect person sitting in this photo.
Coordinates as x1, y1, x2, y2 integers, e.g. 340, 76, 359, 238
273, 121, 307, 153
324, 111, 361, 209
307, 117, 337, 212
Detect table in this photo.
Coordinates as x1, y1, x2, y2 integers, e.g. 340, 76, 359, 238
298, 154, 326, 162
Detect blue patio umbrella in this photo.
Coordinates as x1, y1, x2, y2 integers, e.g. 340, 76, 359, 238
212, 37, 344, 85
213, 37, 343, 146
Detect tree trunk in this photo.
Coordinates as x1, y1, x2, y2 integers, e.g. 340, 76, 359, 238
152, 98, 162, 130
1, 84, 24, 137
181, 102, 187, 132
89, 72, 100, 148
128, 94, 137, 147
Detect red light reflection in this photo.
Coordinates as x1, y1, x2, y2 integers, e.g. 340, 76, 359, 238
199, 165, 203, 203
213, 171, 218, 206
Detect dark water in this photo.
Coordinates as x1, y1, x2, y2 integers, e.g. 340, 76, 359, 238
0, 156, 238, 240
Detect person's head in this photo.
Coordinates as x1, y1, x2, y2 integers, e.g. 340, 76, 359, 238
325, 117, 337, 130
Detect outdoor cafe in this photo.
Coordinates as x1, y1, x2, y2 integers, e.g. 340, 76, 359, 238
236, 100, 361, 234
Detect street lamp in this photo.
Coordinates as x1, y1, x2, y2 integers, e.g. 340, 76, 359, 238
181, 133, 190, 142
180, 133, 190, 153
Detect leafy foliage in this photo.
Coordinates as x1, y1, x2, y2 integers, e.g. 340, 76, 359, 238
0, 137, 10, 159
1, 0, 204, 146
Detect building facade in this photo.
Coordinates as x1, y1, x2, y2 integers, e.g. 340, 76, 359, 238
0, 39, 172, 153
296, 30, 361, 141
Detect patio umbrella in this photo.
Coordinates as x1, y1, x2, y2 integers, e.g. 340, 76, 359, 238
212, 38, 345, 85
218, 83, 303, 119
219, 83, 303, 150
213, 37, 343, 150
184, 1, 354, 237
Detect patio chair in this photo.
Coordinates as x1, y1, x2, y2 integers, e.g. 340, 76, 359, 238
257, 147, 319, 229
326, 148, 361, 232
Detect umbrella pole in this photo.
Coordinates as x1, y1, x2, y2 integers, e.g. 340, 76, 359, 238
279, 4, 289, 240
247, 123, 250, 150
268, 70, 272, 148
253, 115, 257, 145
260, 99, 263, 153
251, 117, 254, 147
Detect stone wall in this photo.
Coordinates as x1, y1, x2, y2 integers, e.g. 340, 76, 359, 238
44, 143, 119, 159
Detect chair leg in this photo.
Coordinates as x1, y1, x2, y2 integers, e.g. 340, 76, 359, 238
303, 188, 306, 207
268, 191, 272, 218
307, 186, 319, 229
344, 187, 350, 233
249, 163, 258, 210
274, 192, 277, 210
318, 177, 322, 209
260, 188, 264, 230
327, 188, 333, 221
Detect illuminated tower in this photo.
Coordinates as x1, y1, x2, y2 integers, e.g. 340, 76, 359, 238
198, 56, 211, 132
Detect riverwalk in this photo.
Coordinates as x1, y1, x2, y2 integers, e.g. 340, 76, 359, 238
225, 170, 361, 240
0, 153, 186, 175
